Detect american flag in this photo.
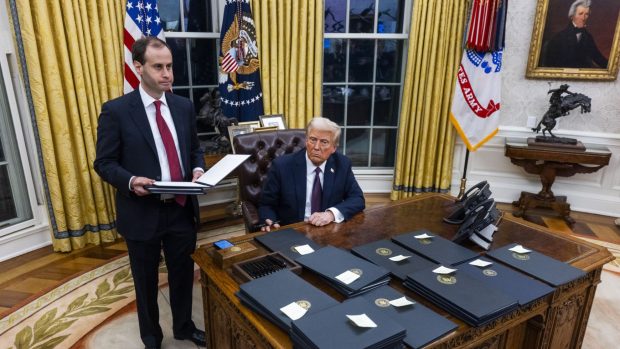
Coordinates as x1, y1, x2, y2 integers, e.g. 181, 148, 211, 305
124, 0, 165, 94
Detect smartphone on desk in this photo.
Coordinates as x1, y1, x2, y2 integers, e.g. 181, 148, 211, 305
213, 239, 234, 250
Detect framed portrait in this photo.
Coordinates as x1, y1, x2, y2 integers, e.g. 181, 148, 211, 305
259, 114, 286, 130
227, 125, 253, 153
238, 120, 262, 131
253, 126, 279, 133
526, 0, 620, 80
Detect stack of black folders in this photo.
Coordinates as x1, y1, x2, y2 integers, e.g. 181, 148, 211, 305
357, 285, 457, 349
485, 243, 587, 287
403, 264, 519, 327
351, 239, 438, 281
296, 246, 391, 297
391, 230, 479, 265
291, 296, 406, 349
254, 228, 323, 261
236, 269, 338, 332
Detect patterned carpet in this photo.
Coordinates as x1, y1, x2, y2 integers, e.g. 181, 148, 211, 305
1, 211, 619, 348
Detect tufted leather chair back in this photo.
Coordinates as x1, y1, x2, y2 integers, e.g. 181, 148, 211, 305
232, 129, 306, 232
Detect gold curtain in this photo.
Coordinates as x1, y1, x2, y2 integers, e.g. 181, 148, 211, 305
391, 0, 468, 200
12, 0, 123, 251
251, 0, 323, 128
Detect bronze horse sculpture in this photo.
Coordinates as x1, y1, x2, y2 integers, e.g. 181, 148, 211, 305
532, 84, 591, 138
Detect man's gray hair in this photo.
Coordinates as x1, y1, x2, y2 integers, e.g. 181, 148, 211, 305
307, 117, 341, 146
568, 0, 591, 18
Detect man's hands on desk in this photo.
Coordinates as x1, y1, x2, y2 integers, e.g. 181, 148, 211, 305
260, 211, 336, 232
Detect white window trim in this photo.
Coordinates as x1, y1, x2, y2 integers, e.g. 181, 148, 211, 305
0, 0, 50, 261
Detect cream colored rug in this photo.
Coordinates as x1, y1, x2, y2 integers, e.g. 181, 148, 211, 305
0, 224, 245, 349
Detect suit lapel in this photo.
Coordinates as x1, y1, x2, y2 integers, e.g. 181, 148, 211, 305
294, 151, 307, 219
128, 91, 158, 158
322, 155, 336, 209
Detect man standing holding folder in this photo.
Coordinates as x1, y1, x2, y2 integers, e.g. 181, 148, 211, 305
94, 37, 206, 348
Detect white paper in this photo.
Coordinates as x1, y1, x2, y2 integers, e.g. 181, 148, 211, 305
478, 224, 498, 240
469, 259, 493, 268
389, 296, 415, 307
280, 302, 307, 321
196, 154, 250, 186
432, 266, 457, 275
509, 244, 532, 254
152, 154, 250, 188
346, 314, 377, 328
335, 270, 360, 285
389, 254, 411, 262
470, 233, 491, 250
414, 232, 434, 239
294, 244, 315, 255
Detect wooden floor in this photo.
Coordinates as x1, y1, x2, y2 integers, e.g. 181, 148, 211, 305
0, 193, 618, 319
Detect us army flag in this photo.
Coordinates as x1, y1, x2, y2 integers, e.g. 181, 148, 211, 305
450, 49, 502, 151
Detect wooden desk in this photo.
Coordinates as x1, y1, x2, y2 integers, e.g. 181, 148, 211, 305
192, 194, 612, 349
505, 139, 610, 225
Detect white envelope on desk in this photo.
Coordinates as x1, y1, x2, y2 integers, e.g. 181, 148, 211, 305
147, 154, 250, 194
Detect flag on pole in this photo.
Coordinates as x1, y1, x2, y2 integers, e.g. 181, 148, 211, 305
450, 49, 503, 151
124, 0, 165, 94
218, 0, 264, 122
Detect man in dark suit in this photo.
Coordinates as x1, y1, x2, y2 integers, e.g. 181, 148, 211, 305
258, 117, 365, 231
541, 0, 608, 68
94, 37, 206, 349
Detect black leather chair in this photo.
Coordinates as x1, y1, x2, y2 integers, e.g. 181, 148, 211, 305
232, 129, 306, 232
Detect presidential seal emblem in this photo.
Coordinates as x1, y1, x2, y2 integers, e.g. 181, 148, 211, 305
512, 252, 530, 261
483, 269, 498, 277
376, 247, 392, 256
374, 298, 391, 308
296, 300, 311, 310
350, 268, 363, 276
437, 274, 457, 285
230, 246, 241, 252
219, 8, 260, 92
418, 238, 433, 245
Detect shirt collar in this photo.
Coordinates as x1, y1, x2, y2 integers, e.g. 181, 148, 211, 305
138, 84, 168, 108
305, 152, 326, 175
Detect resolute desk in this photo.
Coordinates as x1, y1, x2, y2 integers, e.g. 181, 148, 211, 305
192, 193, 612, 349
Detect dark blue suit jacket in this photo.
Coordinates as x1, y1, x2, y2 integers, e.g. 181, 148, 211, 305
94, 90, 204, 240
258, 150, 365, 226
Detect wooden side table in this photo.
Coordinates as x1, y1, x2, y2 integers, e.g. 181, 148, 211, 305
505, 138, 610, 225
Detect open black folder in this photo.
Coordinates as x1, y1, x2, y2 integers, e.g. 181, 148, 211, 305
145, 154, 250, 195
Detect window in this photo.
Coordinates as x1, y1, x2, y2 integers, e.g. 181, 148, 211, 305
0, 54, 35, 237
157, 0, 221, 145
323, 0, 410, 168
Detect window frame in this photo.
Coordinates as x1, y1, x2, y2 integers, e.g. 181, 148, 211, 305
0, 51, 39, 237
322, 0, 412, 171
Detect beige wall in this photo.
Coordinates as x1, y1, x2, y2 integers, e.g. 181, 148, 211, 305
502, 0, 620, 134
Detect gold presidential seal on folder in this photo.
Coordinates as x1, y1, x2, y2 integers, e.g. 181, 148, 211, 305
375, 247, 392, 256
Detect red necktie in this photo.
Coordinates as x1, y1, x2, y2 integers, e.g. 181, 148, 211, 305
310, 167, 322, 214
154, 100, 186, 206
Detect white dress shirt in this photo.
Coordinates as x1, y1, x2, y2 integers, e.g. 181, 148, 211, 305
304, 154, 344, 223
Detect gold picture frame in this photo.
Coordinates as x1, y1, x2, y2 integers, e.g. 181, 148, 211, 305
238, 120, 261, 131
526, 0, 620, 80
227, 125, 253, 153
253, 126, 279, 132
259, 114, 286, 129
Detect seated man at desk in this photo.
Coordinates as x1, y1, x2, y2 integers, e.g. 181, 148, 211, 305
258, 117, 365, 231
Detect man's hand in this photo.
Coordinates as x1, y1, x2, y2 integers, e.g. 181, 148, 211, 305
260, 219, 281, 232
308, 211, 335, 227
192, 169, 204, 182
131, 176, 155, 196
